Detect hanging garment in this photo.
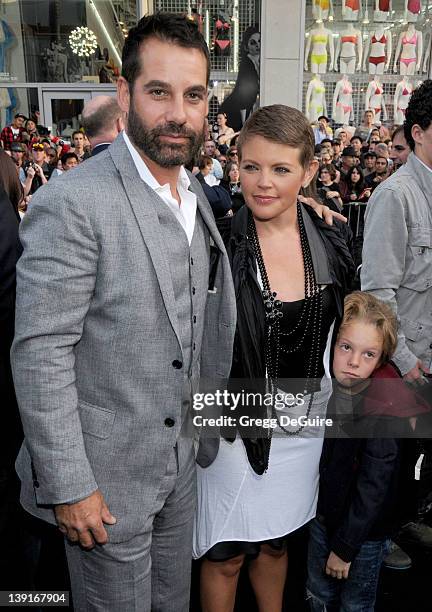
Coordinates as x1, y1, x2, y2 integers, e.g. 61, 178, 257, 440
0, 20, 15, 73
214, 16, 231, 56
345, 0, 360, 10
407, 0, 421, 14
371, 33, 386, 44
313, 0, 330, 9
341, 35, 357, 44
311, 33, 328, 44
5, 87, 16, 125
378, 0, 390, 10
402, 32, 418, 45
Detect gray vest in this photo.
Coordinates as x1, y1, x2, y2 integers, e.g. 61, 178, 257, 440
156, 202, 209, 467
156, 203, 209, 380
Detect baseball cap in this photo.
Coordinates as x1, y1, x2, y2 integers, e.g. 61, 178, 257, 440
342, 145, 356, 157
14, 113, 27, 120
10, 143, 25, 152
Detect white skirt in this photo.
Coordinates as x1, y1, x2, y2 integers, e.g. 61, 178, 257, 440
193, 322, 334, 559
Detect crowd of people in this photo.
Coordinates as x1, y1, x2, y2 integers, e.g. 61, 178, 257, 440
1, 12, 432, 612
0, 87, 409, 229
0, 96, 124, 216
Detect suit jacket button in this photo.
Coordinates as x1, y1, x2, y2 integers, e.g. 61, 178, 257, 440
33, 480, 40, 488
172, 360, 183, 369
164, 418, 175, 427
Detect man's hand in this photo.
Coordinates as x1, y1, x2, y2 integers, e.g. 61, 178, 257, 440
55, 489, 117, 549
325, 551, 351, 579
404, 359, 430, 386
298, 195, 347, 226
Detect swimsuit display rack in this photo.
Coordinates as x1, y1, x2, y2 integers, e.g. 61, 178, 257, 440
302, 0, 432, 124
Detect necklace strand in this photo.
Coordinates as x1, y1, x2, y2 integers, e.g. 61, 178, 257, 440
247, 203, 324, 469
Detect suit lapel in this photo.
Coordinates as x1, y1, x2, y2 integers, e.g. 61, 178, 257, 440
109, 136, 182, 351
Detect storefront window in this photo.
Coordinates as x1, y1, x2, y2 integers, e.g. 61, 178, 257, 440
154, 1, 261, 128
0, 1, 138, 84
303, 0, 432, 126
0, 86, 38, 127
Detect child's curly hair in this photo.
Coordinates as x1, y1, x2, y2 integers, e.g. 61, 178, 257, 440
340, 292, 398, 364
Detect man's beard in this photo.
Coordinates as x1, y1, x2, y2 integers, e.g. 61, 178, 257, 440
127, 99, 204, 168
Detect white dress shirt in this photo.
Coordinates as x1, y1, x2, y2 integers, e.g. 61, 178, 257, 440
123, 131, 197, 245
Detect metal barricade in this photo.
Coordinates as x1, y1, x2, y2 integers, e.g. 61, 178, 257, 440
342, 202, 368, 239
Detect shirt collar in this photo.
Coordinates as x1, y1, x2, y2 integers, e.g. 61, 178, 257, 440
122, 130, 190, 193
414, 153, 432, 175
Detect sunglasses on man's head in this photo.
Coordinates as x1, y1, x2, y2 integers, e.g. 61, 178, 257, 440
32, 144, 44, 150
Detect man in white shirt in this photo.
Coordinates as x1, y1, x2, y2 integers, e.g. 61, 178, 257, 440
11, 13, 236, 611
203, 138, 223, 181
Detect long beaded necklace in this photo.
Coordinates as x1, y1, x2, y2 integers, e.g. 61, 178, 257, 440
247, 202, 324, 456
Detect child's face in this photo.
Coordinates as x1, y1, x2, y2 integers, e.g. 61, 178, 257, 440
333, 321, 383, 388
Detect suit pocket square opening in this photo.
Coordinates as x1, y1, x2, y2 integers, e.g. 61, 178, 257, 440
78, 401, 116, 440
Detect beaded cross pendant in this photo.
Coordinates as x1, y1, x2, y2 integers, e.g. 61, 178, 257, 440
262, 290, 283, 322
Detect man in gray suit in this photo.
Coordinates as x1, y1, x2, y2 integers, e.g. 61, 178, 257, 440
11, 13, 236, 611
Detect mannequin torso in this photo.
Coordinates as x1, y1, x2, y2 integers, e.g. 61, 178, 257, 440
306, 75, 327, 122
394, 25, 422, 75
333, 75, 353, 123
393, 77, 412, 124
366, 77, 387, 121
305, 22, 335, 74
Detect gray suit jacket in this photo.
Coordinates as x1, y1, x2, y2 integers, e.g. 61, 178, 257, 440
11, 134, 236, 542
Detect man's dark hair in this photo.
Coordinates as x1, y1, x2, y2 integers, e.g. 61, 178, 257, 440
81, 98, 122, 138
61, 152, 78, 165
321, 138, 332, 146
122, 13, 211, 89
199, 154, 213, 170
351, 135, 363, 143
72, 130, 83, 140
392, 125, 404, 140
404, 80, 432, 151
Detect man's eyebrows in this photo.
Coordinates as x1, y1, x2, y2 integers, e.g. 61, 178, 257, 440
143, 80, 170, 89
142, 80, 207, 94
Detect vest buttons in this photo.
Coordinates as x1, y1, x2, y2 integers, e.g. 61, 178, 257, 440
193, 315, 197, 324
192, 287, 196, 295
33, 480, 40, 488
172, 360, 183, 369
164, 418, 175, 428
190, 257, 194, 265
